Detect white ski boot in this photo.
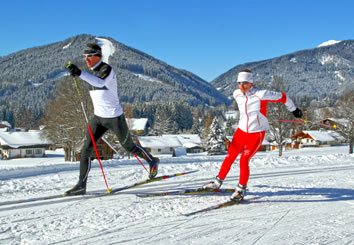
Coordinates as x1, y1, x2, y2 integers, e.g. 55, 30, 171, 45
230, 184, 247, 201
203, 176, 223, 190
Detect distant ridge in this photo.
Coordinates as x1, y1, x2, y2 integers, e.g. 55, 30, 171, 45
0, 34, 230, 119
211, 40, 354, 105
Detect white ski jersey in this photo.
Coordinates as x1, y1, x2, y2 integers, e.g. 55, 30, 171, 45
79, 62, 123, 118
233, 87, 296, 133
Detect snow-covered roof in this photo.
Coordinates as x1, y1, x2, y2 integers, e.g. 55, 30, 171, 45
303, 131, 336, 142
0, 121, 11, 128
167, 134, 201, 147
126, 118, 149, 131
262, 138, 271, 145
138, 134, 202, 149
0, 130, 51, 148
327, 118, 349, 127
225, 110, 239, 119
138, 135, 182, 148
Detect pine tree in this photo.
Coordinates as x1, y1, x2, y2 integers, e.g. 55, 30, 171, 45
206, 117, 225, 155
191, 117, 201, 135
225, 118, 236, 136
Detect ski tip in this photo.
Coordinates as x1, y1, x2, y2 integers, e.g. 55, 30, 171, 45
62, 193, 67, 197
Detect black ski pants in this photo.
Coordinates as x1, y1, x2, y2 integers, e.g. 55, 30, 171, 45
79, 114, 153, 182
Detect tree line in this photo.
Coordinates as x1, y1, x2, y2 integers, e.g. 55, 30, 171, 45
1, 75, 353, 159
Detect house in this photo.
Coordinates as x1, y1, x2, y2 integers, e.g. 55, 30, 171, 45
75, 138, 114, 161
322, 118, 349, 129
138, 135, 182, 155
173, 134, 203, 153
290, 130, 346, 148
137, 134, 202, 155
126, 118, 150, 135
0, 121, 12, 131
0, 130, 52, 159
225, 110, 239, 120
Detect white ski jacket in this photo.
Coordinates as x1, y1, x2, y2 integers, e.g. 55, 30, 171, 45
233, 86, 296, 133
79, 61, 123, 118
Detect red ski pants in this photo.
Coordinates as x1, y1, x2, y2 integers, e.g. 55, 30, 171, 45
218, 128, 265, 186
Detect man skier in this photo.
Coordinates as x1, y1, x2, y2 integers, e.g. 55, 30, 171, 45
65, 43, 159, 195
203, 69, 303, 201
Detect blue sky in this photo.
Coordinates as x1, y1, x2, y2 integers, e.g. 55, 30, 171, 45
1, 0, 353, 81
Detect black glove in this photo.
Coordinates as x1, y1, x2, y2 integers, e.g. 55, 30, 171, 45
66, 63, 81, 77
292, 108, 303, 119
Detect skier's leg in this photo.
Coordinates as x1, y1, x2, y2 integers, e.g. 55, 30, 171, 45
218, 128, 246, 179
79, 117, 108, 183
238, 131, 265, 186
108, 114, 159, 178
65, 116, 108, 195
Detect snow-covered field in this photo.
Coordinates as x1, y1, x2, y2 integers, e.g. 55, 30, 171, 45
0, 146, 354, 245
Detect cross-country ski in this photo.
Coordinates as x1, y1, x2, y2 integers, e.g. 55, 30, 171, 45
0, 170, 198, 207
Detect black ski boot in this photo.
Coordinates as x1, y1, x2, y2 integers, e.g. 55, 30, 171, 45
64, 180, 87, 196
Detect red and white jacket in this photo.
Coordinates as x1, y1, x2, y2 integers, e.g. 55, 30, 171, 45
233, 87, 296, 133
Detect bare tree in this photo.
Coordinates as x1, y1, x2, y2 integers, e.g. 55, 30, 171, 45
267, 76, 295, 157
332, 90, 354, 154
41, 76, 93, 161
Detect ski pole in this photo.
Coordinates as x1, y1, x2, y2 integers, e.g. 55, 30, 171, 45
133, 154, 149, 174
67, 62, 149, 178
88, 125, 111, 193
67, 62, 111, 193
279, 119, 337, 129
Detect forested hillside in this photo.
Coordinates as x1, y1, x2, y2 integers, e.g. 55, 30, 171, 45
0, 34, 229, 127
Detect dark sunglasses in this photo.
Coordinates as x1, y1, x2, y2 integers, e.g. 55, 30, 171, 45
84, 54, 95, 58
238, 81, 250, 85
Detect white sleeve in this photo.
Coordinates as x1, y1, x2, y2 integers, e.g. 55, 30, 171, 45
79, 71, 107, 88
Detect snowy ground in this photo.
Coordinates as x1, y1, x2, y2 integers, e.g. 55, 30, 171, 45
0, 146, 354, 245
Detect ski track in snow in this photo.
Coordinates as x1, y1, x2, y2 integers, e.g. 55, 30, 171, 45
0, 146, 354, 245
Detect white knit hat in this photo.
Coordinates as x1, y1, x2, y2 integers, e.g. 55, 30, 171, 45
237, 71, 254, 83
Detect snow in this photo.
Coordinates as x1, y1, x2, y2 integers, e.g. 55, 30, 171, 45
335, 70, 345, 81
132, 72, 164, 84
1, 146, 354, 244
317, 40, 342, 48
290, 57, 297, 63
0, 130, 50, 148
62, 42, 72, 50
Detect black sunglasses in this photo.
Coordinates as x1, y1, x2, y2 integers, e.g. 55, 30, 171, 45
238, 81, 250, 85
84, 54, 95, 58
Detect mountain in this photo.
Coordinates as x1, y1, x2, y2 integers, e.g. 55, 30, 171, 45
211, 40, 354, 105
0, 34, 229, 121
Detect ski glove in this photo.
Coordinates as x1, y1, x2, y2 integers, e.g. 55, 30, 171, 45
292, 108, 303, 119
67, 63, 81, 77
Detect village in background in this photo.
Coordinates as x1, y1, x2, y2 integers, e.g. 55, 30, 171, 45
0, 108, 349, 161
